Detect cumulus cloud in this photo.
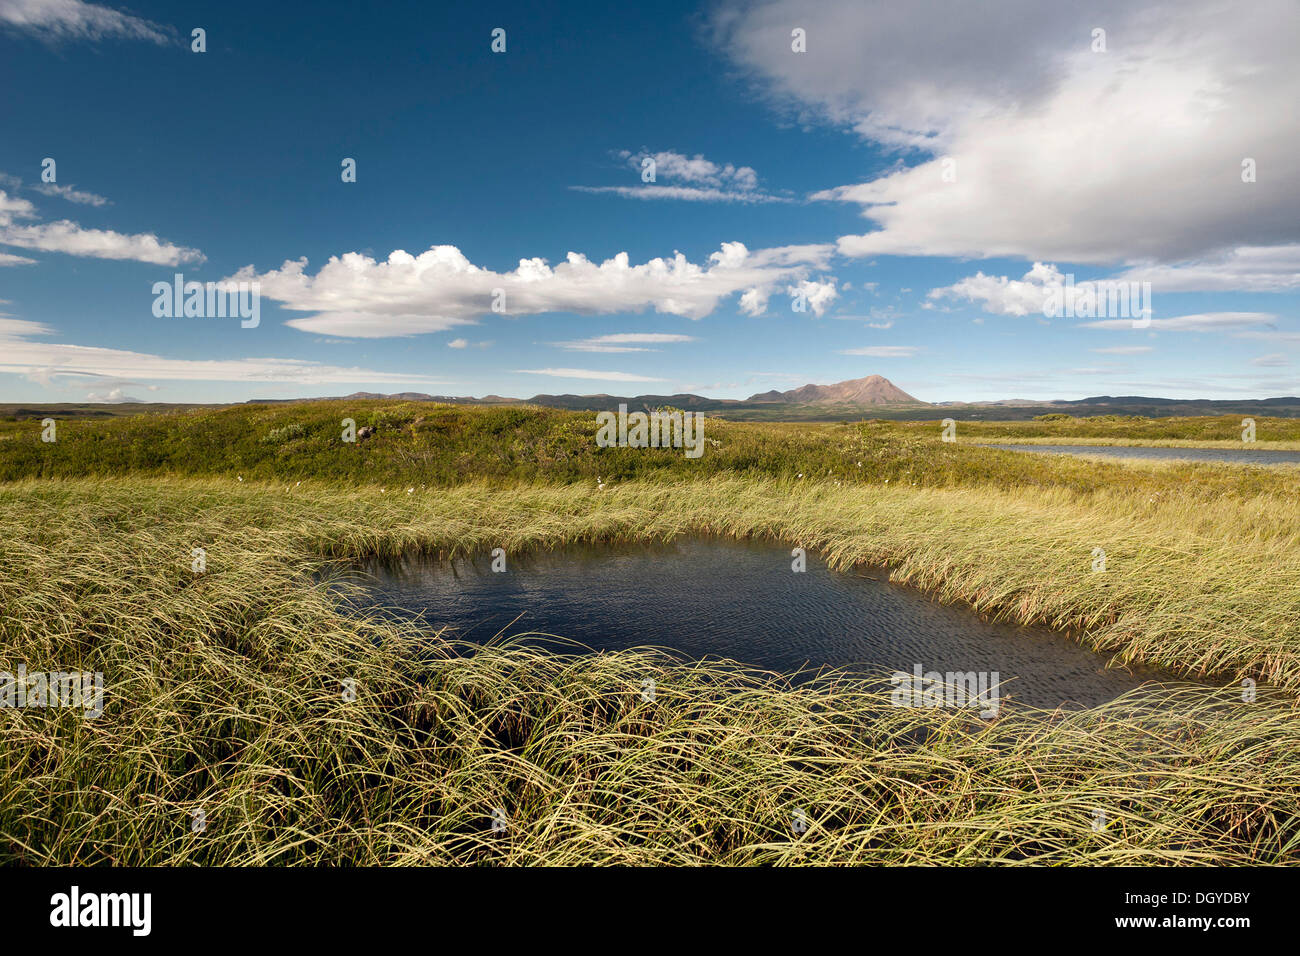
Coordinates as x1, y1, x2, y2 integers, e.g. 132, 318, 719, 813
739, 277, 837, 318
787, 279, 838, 315
233, 241, 834, 338
0, 316, 451, 386
713, 0, 1300, 272
928, 263, 1067, 316
0, 0, 172, 44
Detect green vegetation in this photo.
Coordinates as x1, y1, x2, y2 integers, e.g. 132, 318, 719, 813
1, 403, 1298, 864
2, 401, 1298, 494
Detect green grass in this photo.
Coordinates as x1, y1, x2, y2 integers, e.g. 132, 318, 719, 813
2, 401, 1299, 496
2, 403, 1298, 864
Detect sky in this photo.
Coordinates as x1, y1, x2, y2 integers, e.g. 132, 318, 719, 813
0, 0, 1297, 405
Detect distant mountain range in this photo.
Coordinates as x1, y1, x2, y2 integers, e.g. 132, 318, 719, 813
294, 375, 922, 410
8, 377, 1300, 422
231, 374, 1300, 422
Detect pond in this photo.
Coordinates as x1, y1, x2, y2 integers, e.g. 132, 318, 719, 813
987, 443, 1300, 465
333, 538, 1188, 711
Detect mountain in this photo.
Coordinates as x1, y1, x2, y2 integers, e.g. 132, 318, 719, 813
747, 375, 921, 405
225, 384, 1300, 423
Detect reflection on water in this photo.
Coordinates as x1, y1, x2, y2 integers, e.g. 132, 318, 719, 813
332, 538, 1194, 710
988, 443, 1300, 465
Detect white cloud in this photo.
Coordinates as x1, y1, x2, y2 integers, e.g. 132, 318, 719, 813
617, 150, 759, 190
447, 338, 468, 349
1090, 346, 1153, 355
0, 188, 202, 265
33, 182, 110, 206
786, 279, 838, 316
0, 316, 451, 386
1081, 313, 1277, 331
572, 150, 784, 203
234, 241, 834, 338
570, 184, 787, 203
714, 0, 1300, 268
0, 252, 37, 266
1234, 330, 1300, 343
0, 0, 171, 43
838, 345, 918, 357
86, 387, 143, 402
1252, 354, 1290, 367
0, 189, 37, 223
551, 333, 698, 353
514, 368, 666, 383
0, 220, 204, 265
928, 263, 1066, 316
1112, 245, 1300, 293
932, 262, 1294, 332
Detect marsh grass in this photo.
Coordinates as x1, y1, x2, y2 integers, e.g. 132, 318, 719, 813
4, 401, 1300, 498
2, 476, 1298, 864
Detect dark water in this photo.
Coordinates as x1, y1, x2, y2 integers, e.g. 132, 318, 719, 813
333, 538, 1186, 710
989, 443, 1300, 465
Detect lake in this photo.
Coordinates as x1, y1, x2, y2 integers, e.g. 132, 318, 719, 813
986, 443, 1300, 465
332, 538, 1189, 711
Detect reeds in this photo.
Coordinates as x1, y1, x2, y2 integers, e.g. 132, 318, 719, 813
1, 475, 1297, 864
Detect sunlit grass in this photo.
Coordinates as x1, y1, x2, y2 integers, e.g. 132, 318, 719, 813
1, 475, 1298, 864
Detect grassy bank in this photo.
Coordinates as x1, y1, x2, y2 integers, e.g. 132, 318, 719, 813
1, 475, 1298, 864
2, 402, 1298, 864
3, 401, 1299, 496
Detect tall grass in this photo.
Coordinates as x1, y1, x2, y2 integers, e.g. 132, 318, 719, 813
4, 401, 1299, 495
1, 476, 1298, 864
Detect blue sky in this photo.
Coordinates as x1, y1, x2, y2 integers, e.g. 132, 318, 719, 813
0, 0, 1297, 404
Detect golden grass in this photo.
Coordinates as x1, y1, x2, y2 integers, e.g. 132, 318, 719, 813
1, 475, 1298, 864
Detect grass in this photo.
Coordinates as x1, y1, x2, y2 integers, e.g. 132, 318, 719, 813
2, 402, 1298, 864
3, 400, 1300, 496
